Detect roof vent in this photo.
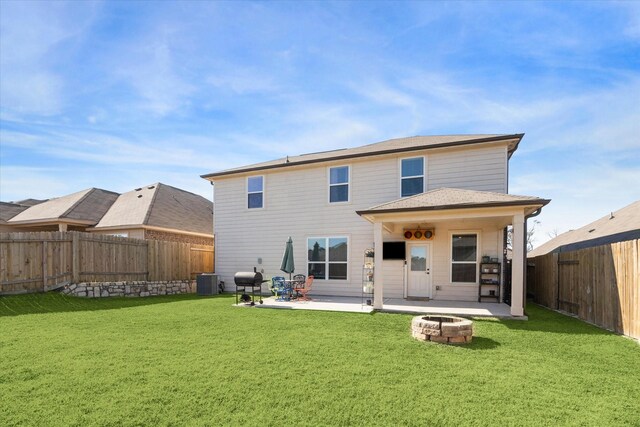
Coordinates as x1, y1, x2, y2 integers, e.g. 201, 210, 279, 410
148, 185, 155, 189
137, 195, 143, 198
588, 228, 596, 233
135, 188, 142, 191
610, 212, 614, 220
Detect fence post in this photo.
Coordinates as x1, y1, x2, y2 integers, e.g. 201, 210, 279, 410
72, 232, 80, 284
553, 252, 559, 309
188, 243, 193, 281
42, 240, 48, 292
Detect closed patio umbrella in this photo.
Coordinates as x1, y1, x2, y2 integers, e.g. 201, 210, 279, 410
280, 237, 295, 280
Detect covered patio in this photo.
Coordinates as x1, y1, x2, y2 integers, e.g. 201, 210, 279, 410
356, 188, 550, 317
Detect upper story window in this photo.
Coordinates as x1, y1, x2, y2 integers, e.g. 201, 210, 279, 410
329, 166, 349, 203
247, 176, 264, 209
401, 157, 424, 197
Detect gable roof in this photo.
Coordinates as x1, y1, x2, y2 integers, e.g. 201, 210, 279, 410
8, 188, 119, 225
529, 200, 640, 257
357, 188, 550, 216
0, 202, 30, 223
14, 198, 47, 206
202, 133, 523, 179
93, 183, 213, 235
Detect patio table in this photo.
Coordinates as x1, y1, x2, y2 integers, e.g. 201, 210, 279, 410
285, 279, 305, 299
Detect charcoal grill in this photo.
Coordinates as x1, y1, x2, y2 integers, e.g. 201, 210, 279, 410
234, 271, 267, 305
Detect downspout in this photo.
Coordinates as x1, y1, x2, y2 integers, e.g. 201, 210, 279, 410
210, 181, 216, 274
523, 208, 543, 312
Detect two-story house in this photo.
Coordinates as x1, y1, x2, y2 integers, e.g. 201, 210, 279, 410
201, 134, 549, 317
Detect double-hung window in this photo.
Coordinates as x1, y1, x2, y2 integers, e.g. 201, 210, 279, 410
451, 233, 478, 283
247, 176, 264, 209
308, 237, 348, 280
329, 166, 349, 203
401, 157, 424, 197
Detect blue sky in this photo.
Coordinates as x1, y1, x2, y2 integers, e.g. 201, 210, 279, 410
1, 1, 639, 247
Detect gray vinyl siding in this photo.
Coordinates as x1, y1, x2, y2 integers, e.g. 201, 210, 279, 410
213, 142, 509, 298
427, 145, 507, 193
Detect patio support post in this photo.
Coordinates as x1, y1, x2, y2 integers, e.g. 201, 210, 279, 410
511, 213, 525, 316
373, 221, 384, 309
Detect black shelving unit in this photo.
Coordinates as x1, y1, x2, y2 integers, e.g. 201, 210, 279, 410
478, 262, 501, 302
362, 250, 374, 307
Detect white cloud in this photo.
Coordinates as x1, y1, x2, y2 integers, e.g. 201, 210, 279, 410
114, 40, 196, 117
0, 166, 72, 201
0, 128, 234, 171
207, 67, 280, 95
0, 164, 213, 203
0, 1, 100, 116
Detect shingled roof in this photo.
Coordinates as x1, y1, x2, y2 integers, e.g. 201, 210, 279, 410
202, 134, 523, 179
357, 188, 550, 216
0, 202, 30, 223
8, 188, 119, 225
529, 200, 640, 257
93, 183, 213, 235
14, 198, 47, 206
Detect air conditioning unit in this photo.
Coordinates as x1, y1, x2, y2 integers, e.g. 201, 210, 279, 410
197, 274, 219, 295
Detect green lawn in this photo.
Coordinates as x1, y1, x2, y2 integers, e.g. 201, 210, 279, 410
1, 294, 638, 426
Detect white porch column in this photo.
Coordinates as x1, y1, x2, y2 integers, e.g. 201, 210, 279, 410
58, 223, 68, 232
511, 213, 525, 316
373, 221, 384, 309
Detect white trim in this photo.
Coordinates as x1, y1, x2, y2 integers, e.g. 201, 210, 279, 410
398, 156, 425, 198
403, 261, 408, 299
424, 154, 429, 191
406, 241, 433, 298
503, 145, 509, 193
306, 235, 350, 281
327, 164, 351, 204
8, 218, 95, 226
449, 230, 481, 285
246, 175, 265, 210
499, 227, 505, 299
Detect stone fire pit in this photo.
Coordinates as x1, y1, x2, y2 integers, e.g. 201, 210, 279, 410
411, 315, 473, 344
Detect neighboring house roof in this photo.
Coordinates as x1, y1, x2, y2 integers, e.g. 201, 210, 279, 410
8, 188, 119, 225
529, 200, 640, 257
0, 202, 30, 223
356, 188, 550, 216
93, 183, 213, 236
202, 133, 524, 179
14, 198, 47, 206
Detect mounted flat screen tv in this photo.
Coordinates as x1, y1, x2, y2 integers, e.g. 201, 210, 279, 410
383, 242, 406, 260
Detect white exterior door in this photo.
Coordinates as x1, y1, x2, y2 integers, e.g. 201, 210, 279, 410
407, 243, 432, 298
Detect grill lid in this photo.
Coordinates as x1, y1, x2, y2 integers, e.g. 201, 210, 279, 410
234, 271, 264, 286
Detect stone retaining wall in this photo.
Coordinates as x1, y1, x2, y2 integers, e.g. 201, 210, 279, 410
61, 281, 196, 298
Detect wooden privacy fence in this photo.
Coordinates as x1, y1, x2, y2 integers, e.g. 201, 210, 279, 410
528, 239, 639, 340
0, 231, 214, 295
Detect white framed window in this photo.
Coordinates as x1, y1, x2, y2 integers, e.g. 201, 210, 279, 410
247, 176, 264, 209
307, 236, 348, 280
450, 233, 479, 283
328, 165, 349, 203
400, 157, 424, 197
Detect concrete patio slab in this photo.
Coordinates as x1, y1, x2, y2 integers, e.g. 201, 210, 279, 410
241, 295, 518, 318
